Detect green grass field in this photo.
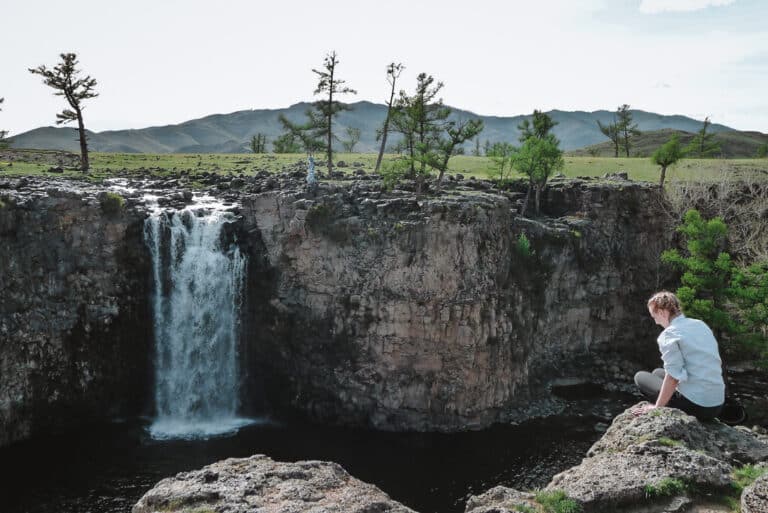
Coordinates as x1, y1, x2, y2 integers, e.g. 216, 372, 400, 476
2, 151, 767, 185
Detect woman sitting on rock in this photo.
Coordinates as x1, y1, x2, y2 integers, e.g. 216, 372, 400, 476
633, 291, 725, 420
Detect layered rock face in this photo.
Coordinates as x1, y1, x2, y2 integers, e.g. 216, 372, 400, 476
240, 178, 672, 431
0, 179, 152, 446
132, 455, 416, 513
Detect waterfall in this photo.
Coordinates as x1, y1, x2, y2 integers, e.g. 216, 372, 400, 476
144, 203, 252, 439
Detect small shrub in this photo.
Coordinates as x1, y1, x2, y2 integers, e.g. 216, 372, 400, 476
731, 464, 767, 495
380, 157, 410, 191
644, 477, 686, 499
513, 504, 536, 513
516, 233, 532, 257
534, 490, 582, 513
100, 191, 125, 215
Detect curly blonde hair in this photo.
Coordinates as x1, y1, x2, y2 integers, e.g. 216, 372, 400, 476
647, 291, 682, 316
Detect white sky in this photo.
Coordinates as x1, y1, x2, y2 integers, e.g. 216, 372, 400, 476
1, 0, 766, 136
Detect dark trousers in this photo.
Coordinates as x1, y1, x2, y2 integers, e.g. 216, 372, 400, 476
634, 368, 723, 421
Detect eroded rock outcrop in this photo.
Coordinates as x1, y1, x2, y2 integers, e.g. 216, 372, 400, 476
467, 404, 768, 513
132, 454, 416, 513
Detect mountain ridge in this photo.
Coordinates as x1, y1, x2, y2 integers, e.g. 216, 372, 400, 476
10, 100, 746, 154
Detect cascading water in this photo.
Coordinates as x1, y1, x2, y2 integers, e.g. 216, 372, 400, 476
143, 199, 252, 439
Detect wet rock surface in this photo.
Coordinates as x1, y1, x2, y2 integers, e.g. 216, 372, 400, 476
132, 454, 416, 513
468, 404, 768, 513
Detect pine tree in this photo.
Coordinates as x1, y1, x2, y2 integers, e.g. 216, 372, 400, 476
29, 53, 98, 172
311, 51, 356, 173
685, 116, 721, 158
250, 133, 267, 153
512, 111, 563, 215
597, 118, 620, 157
390, 73, 451, 190
616, 104, 640, 157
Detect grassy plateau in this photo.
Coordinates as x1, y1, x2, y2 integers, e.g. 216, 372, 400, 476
1, 150, 767, 185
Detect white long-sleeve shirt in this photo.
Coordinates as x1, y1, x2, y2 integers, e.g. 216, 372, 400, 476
658, 314, 725, 407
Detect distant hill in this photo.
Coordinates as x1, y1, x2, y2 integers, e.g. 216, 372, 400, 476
10, 101, 753, 154
568, 128, 768, 158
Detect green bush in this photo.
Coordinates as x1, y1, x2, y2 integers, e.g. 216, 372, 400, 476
534, 490, 582, 513
100, 191, 125, 215
731, 464, 767, 495
644, 478, 687, 499
516, 232, 532, 258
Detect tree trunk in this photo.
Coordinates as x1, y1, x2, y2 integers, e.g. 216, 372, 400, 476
327, 67, 334, 175
375, 84, 397, 173
534, 184, 542, 215
76, 107, 89, 173
521, 179, 533, 216
613, 140, 619, 158
659, 165, 667, 187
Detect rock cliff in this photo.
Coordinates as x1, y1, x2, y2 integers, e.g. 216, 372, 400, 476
239, 177, 671, 430
1, 174, 673, 445
0, 178, 152, 446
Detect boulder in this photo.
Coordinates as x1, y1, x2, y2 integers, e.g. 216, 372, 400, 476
467, 404, 768, 513
742, 471, 768, 513
132, 454, 416, 513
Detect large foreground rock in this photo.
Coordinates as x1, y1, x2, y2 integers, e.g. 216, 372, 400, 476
742, 470, 768, 513
133, 454, 416, 513
468, 404, 768, 513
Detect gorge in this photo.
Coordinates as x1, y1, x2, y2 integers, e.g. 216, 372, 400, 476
0, 171, 763, 512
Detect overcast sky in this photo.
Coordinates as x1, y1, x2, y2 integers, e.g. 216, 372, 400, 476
2, 0, 766, 136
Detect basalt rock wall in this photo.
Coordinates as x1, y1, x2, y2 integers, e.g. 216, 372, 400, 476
0, 179, 152, 447
239, 178, 673, 431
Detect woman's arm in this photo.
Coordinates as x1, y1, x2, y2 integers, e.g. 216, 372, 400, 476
655, 373, 679, 407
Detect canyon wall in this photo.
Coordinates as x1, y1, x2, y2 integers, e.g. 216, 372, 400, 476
238, 177, 672, 430
0, 179, 152, 446
0, 175, 674, 446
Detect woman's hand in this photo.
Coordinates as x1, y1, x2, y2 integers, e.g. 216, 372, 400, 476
631, 403, 657, 416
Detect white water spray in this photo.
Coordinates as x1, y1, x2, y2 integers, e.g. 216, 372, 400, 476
144, 200, 252, 439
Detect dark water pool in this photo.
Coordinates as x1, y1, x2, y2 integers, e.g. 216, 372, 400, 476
0, 393, 632, 513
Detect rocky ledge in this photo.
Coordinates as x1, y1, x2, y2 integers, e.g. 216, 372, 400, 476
467, 403, 768, 513
132, 454, 416, 513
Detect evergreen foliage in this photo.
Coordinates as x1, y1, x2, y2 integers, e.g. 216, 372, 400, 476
685, 117, 721, 158
388, 72, 483, 192
29, 53, 98, 172
597, 118, 620, 158
616, 104, 641, 157
275, 51, 356, 168
511, 111, 563, 215
662, 209, 768, 363
312, 51, 356, 172
271, 132, 302, 153
487, 141, 517, 182
250, 133, 268, 153
651, 134, 683, 187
